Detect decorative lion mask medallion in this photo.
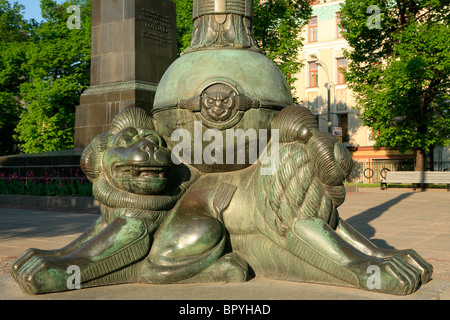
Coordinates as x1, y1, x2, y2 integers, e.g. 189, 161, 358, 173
201, 83, 237, 122
178, 82, 259, 129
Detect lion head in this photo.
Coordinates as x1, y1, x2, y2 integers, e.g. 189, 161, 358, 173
102, 126, 171, 196
80, 108, 200, 212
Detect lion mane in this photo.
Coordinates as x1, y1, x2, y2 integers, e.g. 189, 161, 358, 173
253, 106, 353, 236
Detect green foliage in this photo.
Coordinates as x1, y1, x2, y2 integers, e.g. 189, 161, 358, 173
173, 0, 312, 100
0, 0, 31, 154
339, 0, 450, 159
174, 0, 193, 54
15, 77, 80, 153
0, 0, 32, 43
15, 0, 92, 154
0, 0, 91, 155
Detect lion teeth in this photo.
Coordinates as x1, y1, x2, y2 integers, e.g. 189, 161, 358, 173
115, 166, 166, 178
140, 170, 158, 177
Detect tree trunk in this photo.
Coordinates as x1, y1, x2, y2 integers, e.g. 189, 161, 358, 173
414, 149, 426, 171
414, 149, 427, 190
428, 146, 434, 171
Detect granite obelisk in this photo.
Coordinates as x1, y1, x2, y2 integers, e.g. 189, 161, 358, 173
74, 0, 177, 148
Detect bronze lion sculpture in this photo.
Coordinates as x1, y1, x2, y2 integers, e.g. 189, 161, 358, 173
10, 108, 229, 293
11, 106, 432, 295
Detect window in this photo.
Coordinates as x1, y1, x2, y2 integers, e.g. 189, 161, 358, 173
338, 114, 349, 142
336, 12, 343, 38
337, 57, 347, 84
308, 16, 318, 42
309, 62, 319, 87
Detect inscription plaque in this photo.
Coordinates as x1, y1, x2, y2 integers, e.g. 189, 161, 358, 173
140, 8, 172, 48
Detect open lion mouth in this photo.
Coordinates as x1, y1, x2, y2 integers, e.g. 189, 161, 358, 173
114, 165, 167, 179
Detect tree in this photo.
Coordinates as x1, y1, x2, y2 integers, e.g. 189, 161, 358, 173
173, 0, 312, 99
0, 0, 33, 43
0, 0, 33, 155
174, 0, 193, 55
339, 0, 450, 171
12, 0, 92, 154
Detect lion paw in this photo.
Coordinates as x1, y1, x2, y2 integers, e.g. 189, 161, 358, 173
380, 249, 433, 285
15, 256, 75, 295
181, 253, 249, 284
10, 248, 56, 281
361, 256, 424, 295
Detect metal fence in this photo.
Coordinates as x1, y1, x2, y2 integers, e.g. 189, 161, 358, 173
434, 161, 450, 172
347, 160, 450, 184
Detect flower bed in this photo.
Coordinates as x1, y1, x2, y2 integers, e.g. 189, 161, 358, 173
0, 168, 92, 197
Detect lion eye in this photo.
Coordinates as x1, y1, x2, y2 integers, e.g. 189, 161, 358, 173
147, 136, 159, 146
119, 136, 135, 147
139, 129, 164, 147
115, 128, 138, 147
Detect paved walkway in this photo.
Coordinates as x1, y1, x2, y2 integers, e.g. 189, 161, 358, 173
0, 187, 449, 301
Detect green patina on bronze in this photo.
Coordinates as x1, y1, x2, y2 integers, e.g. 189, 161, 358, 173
11, 0, 432, 295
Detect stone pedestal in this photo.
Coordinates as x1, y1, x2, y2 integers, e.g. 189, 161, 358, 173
74, 0, 177, 148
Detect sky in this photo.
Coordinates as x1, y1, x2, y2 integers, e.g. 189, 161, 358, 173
7, 0, 64, 22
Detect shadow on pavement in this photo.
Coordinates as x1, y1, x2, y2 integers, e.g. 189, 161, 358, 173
0, 206, 99, 240
345, 192, 414, 250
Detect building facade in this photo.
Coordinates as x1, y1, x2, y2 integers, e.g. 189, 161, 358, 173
293, 0, 419, 180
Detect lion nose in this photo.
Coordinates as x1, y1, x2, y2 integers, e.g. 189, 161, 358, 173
139, 141, 169, 164
140, 141, 158, 153
212, 106, 224, 117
